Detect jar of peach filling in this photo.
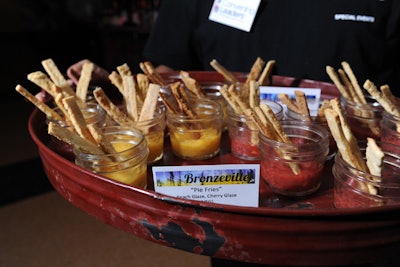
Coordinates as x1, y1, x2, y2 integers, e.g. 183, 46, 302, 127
74, 126, 149, 188
46, 102, 107, 160
129, 105, 166, 165
166, 98, 223, 160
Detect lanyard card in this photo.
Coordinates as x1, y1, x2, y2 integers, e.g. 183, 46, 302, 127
209, 0, 261, 32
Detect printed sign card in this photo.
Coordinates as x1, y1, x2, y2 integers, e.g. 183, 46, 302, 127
260, 86, 321, 116
153, 164, 260, 207
209, 0, 261, 32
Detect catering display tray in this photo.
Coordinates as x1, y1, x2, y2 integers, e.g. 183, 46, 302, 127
28, 73, 400, 266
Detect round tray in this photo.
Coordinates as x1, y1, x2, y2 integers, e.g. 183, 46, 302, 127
28, 73, 400, 266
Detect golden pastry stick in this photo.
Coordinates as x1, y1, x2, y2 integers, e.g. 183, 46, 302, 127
87, 124, 116, 154
242, 57, 265, 100
380, 85, 399, 109
140, 61, 167, 86
315, 99, 330, 122
258, 59, 276, 86
338, 69, 359, 102
210, 59, 239, 84
158, 91, 179, 115
249, 80, 260, 108
180, 71, 204, 97
41, 58, 75, 97
294, 90, 311, 120
123, 75, 139, 121
220, 84, 244, 114
251, 107, 279, 140
324, 108, 368, 172
93, 87, 134, 126
117, 63, 133, 77
244, 108, 275, 144
53, 92, 70, 122
364, 80, 400, 117
27, 71, 57, 97
341, 61, 366, 104
48, 122, 104, 154
15, 84, 63, 120
136, 73, 150, 103
76, 62, 94, 102
326, 66, 351, 100
108, 71, 125, 96
278, 93, 299, 113
228, 84, 250, 112
366, 137, 384, 179
62, 96, 95, 144
259, 105, 289, 143
138, 83, 160, 122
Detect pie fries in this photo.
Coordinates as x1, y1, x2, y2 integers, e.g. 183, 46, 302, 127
324, 98, 384, 195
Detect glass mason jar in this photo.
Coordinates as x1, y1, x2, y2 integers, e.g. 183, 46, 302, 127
166, 98, 223, 160
333, 141, 400, 208
74, 126, 149, 188
285, 107, 337, 160
46, 102, 107, 161
258, 120, 330, 197
130, 105, 166, 165
199, 82, 228, 129
227, 100, 284, 161
341, 95, 383, 140
380, 110, 400, 146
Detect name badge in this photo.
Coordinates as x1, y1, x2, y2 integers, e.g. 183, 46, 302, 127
153, 164, 260, 207
209, 0, 261, 32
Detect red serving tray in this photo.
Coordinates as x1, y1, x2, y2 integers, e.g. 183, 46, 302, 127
28, 73, 400, 266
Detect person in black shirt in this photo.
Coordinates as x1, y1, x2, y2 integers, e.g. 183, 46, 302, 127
68, 0, 400, 95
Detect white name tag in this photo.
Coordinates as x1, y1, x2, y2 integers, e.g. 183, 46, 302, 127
153, 164, 260, 207
208, 0, 261, 32
260, 86, 322, 116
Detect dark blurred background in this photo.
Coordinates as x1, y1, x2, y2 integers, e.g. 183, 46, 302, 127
0, 0, 161, 205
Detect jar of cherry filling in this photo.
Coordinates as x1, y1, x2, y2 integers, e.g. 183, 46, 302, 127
227, 100, 283, 161
333, 140, 400, 208
258, 120, 329, 197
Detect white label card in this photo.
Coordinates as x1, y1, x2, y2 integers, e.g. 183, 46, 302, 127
208, 0, 261, 32
152, 164, 260, 207
260, 86, 322, 116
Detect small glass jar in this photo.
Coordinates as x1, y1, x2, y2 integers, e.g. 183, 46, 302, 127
380, 110, 400, 146
200, 82, 228, 129
333, 141, 400, 208
258, 120, 330, 197
74, 126, 149, 188
130, 105, 166, 164
166, 98, 223, 160
46, 102, 107, 160
227, 100, 283, 161
285, 107, 337, 160
341, 95, 383, 140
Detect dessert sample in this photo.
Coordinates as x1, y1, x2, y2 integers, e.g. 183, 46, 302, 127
248, 103, 329, 196
163, 81, 223, 160
325, 98, 400, 208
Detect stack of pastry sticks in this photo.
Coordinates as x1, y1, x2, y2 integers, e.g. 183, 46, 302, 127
363, 80, 400, 117
16, 58, 117, 155
94, 62, 162, 135
324, 98, 384, 195
326, 61, 380, 135
245, 103, 300, 175
210, 57, 276, 89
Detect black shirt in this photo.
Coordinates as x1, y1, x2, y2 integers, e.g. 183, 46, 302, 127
143, 0, 400, 94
